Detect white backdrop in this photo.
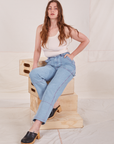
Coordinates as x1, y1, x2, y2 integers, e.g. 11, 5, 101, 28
0, 0, 114, 99
0, 1, 114, 144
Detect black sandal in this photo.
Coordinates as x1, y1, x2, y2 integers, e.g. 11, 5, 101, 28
48, 105, 62, 120
21, 131, 40, 144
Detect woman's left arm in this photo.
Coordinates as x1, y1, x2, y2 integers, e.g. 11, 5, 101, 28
64, 27, 90, 60
71, 27, 90, 58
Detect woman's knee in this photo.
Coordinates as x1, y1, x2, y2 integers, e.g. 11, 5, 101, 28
29, 68, 39, 80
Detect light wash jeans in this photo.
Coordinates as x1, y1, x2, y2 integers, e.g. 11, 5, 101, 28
29, 52, 76, 125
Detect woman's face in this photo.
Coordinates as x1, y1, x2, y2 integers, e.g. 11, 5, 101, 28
48, 2, 58, 19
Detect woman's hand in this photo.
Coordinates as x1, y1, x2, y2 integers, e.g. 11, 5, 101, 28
64, 53, 74, 60
32, 64, 38, 70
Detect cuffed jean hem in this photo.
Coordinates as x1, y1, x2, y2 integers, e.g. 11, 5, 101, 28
32, 100, 54, 125
33, 118, 45, 125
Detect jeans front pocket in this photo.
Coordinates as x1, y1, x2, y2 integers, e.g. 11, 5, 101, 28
65, 56, 75, 66
66, 56, 74, 61
62, 56, 76, 76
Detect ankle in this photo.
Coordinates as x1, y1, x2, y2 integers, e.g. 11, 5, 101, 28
29, 127, 39, 133
53, 101, 59, 108
29, 120, 41, 133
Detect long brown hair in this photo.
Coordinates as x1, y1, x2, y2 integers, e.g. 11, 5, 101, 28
40, 0, 79, 49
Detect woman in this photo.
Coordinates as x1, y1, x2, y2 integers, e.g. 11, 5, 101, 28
21, 0, 89, 143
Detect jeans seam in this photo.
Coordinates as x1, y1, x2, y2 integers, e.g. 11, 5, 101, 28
61, 66, 75, 76
41, 100, 53, 107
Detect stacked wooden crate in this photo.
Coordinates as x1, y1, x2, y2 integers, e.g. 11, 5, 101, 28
19, 57, 83, 130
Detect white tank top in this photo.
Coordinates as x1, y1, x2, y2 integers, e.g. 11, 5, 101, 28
41, 30, 71, 57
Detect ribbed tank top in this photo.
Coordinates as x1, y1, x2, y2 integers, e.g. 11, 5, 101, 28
41, 30, 71, 57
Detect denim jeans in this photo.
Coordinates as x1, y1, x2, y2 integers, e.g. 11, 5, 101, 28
29, 52, 76, 125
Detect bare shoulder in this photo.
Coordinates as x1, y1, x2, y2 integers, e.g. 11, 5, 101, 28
65, 25, 89, 42
64, 26, 75, 38
34, 24, 43, 52
64, 26, 76, 35
36, 24, 43, 33
64, 26, 70, 36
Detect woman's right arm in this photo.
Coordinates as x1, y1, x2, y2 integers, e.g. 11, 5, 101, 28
32, 24, 42, 70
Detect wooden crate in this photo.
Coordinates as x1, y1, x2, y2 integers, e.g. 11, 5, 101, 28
30, 92, 78, 113
28, 77, 74, 97
30, 109, 83, 129
19, 57, 47, 77
30, 92, 83, 129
